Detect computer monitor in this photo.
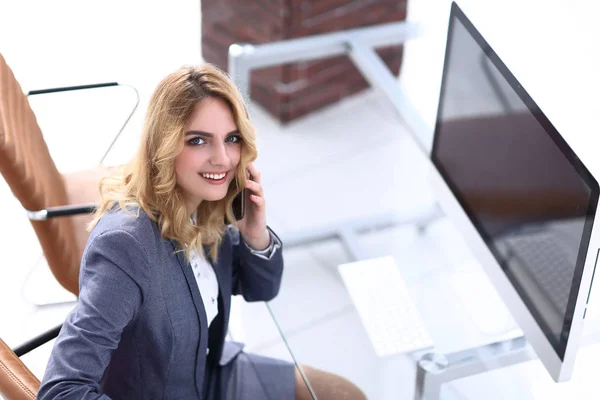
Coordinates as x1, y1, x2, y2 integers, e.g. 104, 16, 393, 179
429, 2, 600, 382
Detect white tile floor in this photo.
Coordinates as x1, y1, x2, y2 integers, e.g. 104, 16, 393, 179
3, 1, 600, 399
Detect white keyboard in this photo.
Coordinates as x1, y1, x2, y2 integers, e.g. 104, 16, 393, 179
338, 256, 434, 357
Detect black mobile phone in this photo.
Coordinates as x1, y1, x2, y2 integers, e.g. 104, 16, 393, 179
232, 189, 246, 221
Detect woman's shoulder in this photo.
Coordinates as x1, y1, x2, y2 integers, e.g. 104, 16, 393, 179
90, 205, 158, 245
81, 205, 157, 293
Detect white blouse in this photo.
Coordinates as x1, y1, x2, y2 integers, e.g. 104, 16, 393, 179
189, 247, 220, 327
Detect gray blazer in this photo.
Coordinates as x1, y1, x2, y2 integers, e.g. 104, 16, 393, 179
37, 207, 284, 399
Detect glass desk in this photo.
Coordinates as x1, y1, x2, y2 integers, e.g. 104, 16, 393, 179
241, 217, 600, 400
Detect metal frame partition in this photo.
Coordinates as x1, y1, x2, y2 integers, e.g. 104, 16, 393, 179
228, 21, 439, 261
227, 21, 536, 400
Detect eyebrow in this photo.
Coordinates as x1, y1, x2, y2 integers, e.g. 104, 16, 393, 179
184, 129, 240, 138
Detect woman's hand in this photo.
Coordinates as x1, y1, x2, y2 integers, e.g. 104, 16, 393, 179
237, 163, 270, 250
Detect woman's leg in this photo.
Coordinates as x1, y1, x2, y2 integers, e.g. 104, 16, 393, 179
294, 364, 367, 400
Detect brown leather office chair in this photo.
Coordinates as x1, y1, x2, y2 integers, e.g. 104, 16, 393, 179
0, 338, 40, 400
0, 53, 137, 399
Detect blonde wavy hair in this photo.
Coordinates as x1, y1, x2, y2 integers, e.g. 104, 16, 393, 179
88, 63, 258, 261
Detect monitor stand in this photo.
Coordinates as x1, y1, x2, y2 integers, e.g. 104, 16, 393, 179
414, 320, 600, 399
413, 335, 532, 400
413, 240, 600, 399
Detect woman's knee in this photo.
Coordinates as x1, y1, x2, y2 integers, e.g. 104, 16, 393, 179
294, 364, 367, 400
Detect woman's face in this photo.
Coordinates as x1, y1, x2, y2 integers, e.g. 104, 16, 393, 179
174, 97, 242, 213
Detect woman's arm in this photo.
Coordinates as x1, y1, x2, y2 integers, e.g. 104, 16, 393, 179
230, 226, 284, 302
37, 229, 149, 400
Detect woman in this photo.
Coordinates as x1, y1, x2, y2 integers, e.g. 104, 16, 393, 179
38, 64, 366, 399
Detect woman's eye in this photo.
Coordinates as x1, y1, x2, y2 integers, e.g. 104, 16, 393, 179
226, 135, 242, 143
188, 137, 205, 146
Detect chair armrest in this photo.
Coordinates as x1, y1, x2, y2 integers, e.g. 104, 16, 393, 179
27, 82, 140, 165
12, 324, 62, 358
27, 204, 97, 221
27, 82, 118, 96
0, 338, 40, 399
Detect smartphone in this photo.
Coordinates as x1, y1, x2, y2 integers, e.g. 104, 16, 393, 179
232, 189, 247, 221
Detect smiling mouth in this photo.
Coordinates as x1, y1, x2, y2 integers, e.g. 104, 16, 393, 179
200, 172, 227, 180
198, 171, 229, 185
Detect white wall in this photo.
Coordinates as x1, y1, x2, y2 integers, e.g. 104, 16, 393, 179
1, 0, 598, 172
0, 0, 202, 168
400, 0, 600, 175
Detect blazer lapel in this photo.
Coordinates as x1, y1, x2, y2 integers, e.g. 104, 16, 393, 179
167, 239, 209, 396
170, 240, 209, 329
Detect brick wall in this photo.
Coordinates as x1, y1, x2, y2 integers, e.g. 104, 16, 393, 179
202, 0, 407, 123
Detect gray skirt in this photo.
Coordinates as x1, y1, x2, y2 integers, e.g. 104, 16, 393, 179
206, 351, 296, 400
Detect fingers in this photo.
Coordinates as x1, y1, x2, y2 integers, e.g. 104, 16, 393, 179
245, 179, 264, 198
249, 193, 265, 208
244, 163, 267, 213
246, 162, 261, 184
245, 171, 266, 209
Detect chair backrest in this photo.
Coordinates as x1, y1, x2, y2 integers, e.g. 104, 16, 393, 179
0, 53, 81, 295
0, 337, 40, 400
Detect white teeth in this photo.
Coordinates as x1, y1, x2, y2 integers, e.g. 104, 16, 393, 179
202, 172, 226, 180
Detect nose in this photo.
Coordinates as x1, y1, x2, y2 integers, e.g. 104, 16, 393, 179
209, 141, 228, 167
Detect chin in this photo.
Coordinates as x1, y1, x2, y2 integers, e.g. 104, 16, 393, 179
198, 189, 229, 202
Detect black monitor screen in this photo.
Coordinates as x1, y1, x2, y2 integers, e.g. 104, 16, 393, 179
432, 3, 599, 360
